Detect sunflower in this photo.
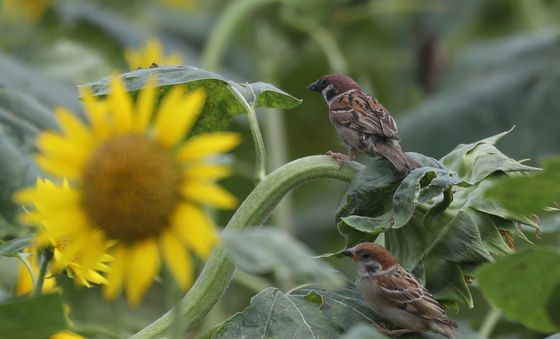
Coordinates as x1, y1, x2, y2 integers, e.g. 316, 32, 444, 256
124, 39, 183, 70
15, 76, 240, 305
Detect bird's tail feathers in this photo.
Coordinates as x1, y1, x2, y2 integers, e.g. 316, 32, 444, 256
372, 142, 420, 173
431, 317, 458, 338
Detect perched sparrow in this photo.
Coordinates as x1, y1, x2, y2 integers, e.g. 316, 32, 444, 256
308, 74, 420, 173
342, 243, 457, 338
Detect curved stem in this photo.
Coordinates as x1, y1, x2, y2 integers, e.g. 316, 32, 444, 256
479, 306, 502, 339
281, 11, 348, 73
202, 0, 282, 71
131, 155, 358, 339
229, 85, 267, 183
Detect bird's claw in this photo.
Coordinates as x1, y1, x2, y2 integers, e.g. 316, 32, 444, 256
326, 151, 350, 165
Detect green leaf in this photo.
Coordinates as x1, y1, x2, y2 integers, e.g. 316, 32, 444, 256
433, 210, 493, 263
486, 157, 560, 215
80, 65, 302, 134
393, 166, 463, 228
0, 237, 32, 257
0, 52, 82, 113
221, 228, 343, 288
424, 257, 473, 308
477, 247, 560, 333
440, 128, 539, 183
336, 215, 390, 248
0, 293, 67, 339
0, 89, 58, 135
211, 285, 381, 339
0, 124, 41, 227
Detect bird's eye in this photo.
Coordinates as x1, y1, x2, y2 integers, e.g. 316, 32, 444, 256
361, 253, 371, 260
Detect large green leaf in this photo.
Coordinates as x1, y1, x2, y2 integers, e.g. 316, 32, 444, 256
221, 228, 343, 288
80, 65, 302, 134
210, 285, 381, 339
486, 157, 560, 215
477, 247, 560, 333
0, 293, 67, 339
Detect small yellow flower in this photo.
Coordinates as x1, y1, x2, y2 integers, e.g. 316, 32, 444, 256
16, 76, 240, 305
124, 39, 183, 70
17, 179, 111, 288
2, 0, 51, 22
50, 331, 84, 339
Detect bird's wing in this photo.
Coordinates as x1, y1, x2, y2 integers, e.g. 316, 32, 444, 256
376, 266, 449, 322
330, 90, 399, 140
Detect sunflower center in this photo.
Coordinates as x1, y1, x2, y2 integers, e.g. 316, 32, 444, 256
81, 135, 182, 242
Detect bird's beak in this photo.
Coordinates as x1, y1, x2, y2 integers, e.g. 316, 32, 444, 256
307, 80, 321, 92
341, 248, 355, 259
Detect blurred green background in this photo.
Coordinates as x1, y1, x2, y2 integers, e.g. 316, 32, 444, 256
1, 0, 559, 338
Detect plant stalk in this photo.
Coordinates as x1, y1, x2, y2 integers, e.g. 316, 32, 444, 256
229, 85, 267, 183
202, 0, 282, 71
131, 155, 358, 339
33, 248, 52, 297
479, 306, 502, 339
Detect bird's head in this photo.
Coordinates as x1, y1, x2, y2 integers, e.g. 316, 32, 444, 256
307, 74, 361, 103
342, 243, 397, 276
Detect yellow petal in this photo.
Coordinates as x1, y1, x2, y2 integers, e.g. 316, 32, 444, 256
103, 245, 127, 300
182, 182, 238, 209
155, 88, 205, 147
50, 330, 85, 339
35, 155, 81, 179
16, 262, 34, 296
54, 108, 93, 145
172, 203, 218, 259
146, 39, 163, 65
133, 76, 157, 132
80, 88, 109, 139
183, 164, 232, 180
108, 77, 133, 134
36, 132, 90, 170
160, 229, 192, 288
164, 53, 183, 66
177, 132, 241, 162
124, 49, 141, 70
125, 239, 160, 306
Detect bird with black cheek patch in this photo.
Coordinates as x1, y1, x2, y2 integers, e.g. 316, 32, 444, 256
342, 243, 457, 338
308, 74, 421, 173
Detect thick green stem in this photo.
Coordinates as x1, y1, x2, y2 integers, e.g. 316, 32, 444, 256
131, 155, 357, 339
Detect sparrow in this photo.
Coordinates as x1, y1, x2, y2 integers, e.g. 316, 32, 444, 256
308, 74, 420, 173
342, 243, 457, 338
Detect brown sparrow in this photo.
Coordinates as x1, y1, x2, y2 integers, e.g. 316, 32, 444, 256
308, 74, 420, 173
342, 243, 457, 338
